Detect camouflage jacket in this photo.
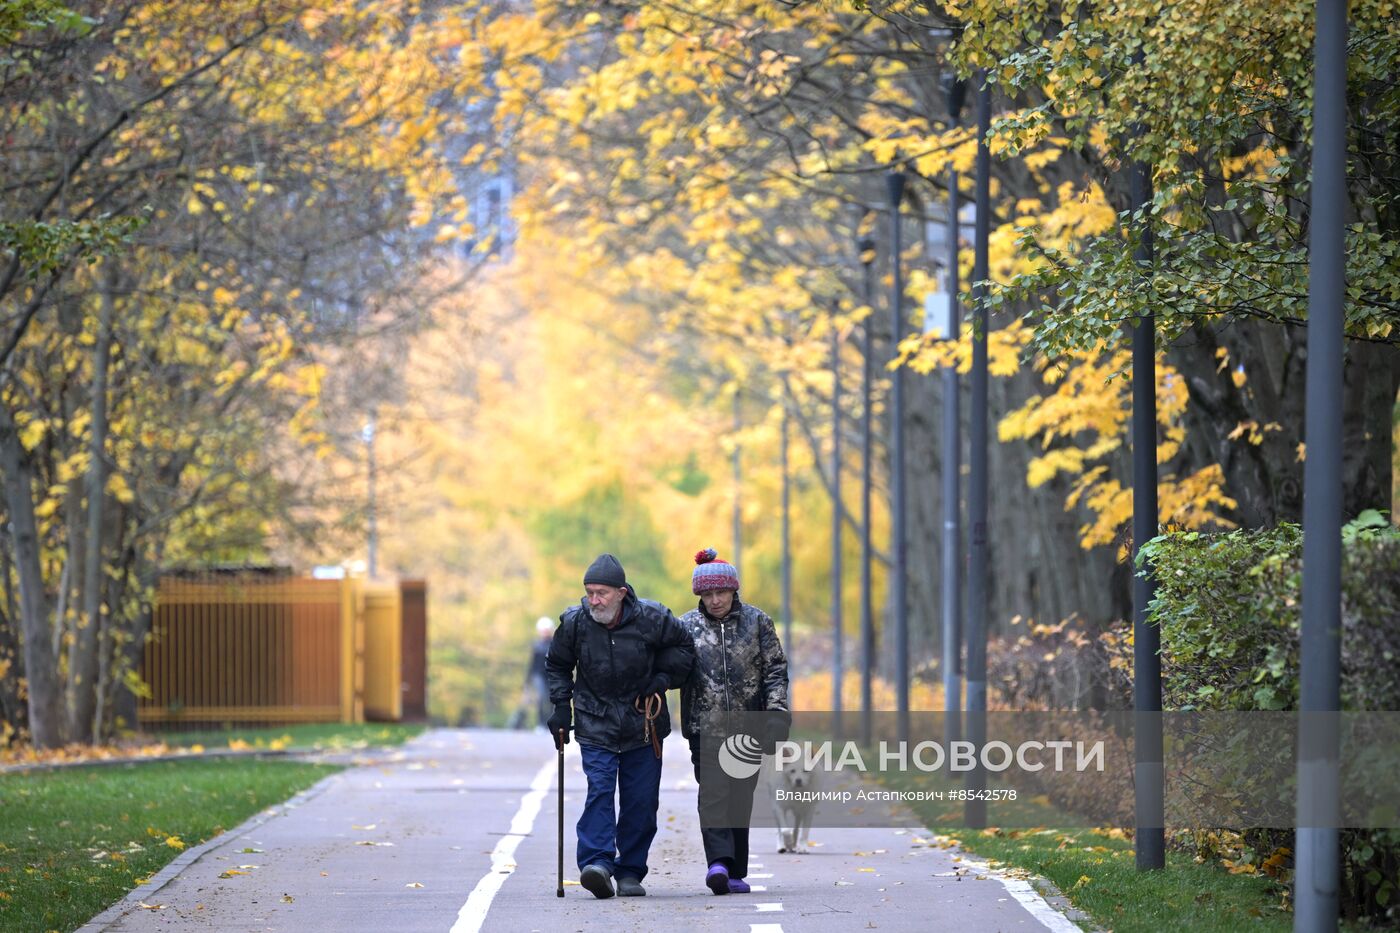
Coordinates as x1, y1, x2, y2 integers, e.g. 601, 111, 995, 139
678, 598, 788, 739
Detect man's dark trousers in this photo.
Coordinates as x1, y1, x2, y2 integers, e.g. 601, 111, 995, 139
690, 739, 760, 880
577, 743, 663, 880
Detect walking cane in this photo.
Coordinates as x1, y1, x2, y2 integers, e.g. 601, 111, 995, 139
555, 729, 565, 897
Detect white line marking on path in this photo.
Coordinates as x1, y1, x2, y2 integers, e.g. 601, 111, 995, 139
450, 755, 557, 933
954, 855, 1083, 933
755, 902, 783, 912
750, 925, 784, 933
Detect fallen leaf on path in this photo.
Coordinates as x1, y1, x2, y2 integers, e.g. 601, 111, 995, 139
282, 895, 294, 903
352, 824, 377, 830
218, 870, 248, 879
355, 841, 394, 846
240, 848, 263, 854
137, 902, 166, 910
835, 881, 854, 886
406, 882, 424, 888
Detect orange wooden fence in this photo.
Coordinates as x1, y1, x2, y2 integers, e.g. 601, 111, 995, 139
138, 575, 425, 728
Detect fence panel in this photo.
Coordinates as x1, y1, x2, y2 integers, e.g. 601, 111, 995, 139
140, 576, 356, 726
362, 581, 402, 722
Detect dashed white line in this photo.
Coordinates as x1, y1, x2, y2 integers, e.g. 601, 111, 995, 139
750, 925, 784, 933
755, 902, 784, 912
450, 755, 557, 933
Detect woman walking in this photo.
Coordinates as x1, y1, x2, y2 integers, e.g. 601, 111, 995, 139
678, 548, 790, 895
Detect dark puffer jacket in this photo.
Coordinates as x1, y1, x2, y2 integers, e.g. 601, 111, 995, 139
678, 598, 788, 739
545, 590, 695, 753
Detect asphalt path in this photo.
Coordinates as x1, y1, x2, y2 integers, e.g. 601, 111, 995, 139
80, 728, 1083, 932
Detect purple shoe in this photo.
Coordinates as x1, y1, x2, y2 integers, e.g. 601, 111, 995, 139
706, 861, 730, 895
728, 877, 751, 894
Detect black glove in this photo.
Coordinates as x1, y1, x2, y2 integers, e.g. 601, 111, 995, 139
547, 703, 572, 748
761, 709, 792, 754
634, 675, 668, 706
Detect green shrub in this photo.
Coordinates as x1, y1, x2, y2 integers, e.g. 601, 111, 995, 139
1139, 512, 1400, 922
1140, 513, 1400, 712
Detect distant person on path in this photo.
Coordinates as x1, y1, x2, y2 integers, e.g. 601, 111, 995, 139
678, 548, 790, 895
523, 616, 554, 729
545, 553, 695, 899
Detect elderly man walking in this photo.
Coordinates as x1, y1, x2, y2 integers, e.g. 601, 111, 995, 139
545, 553, 695, 898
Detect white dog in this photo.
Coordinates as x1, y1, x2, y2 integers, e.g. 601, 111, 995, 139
770, 747, 818, 853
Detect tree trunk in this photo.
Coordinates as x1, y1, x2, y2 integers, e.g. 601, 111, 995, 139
905, 367, 941, 674
1341, 339, 1400, 515
69, 262, 117, 742
0, 404, 64, 747
1170, 319, 1398, 528
0, 535, 24, 737
991, 364, 1132, 637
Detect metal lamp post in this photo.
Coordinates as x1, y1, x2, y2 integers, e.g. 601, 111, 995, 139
732, 389, 742, 569
942, 76, 967, 750
964, 72, 991, 828
832, 312, 844, 740
859, 233, 876, 748
1295, 0, 1347, 927
782, 382, 793, 658
925, 202, 974, 753
886, 170, 909, 744
362, 417, 378, 578
1130, 142, 1165, 874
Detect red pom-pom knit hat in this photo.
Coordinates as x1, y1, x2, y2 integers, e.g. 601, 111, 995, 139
692, 547, 740, 594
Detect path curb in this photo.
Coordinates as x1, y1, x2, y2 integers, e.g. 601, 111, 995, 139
937, 842, 1101, 932
75, 771, 343, 932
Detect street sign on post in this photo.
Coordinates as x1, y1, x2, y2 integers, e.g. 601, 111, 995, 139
922, 287, 953, 339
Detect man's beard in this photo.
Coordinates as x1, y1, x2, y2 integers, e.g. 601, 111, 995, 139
589, 602, 620, 626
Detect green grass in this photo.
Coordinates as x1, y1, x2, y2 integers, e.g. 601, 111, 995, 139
152, 721, 426, 751
0, 758, 340, 933
874, 766, 1299, 931
940, 826, 1292, 932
